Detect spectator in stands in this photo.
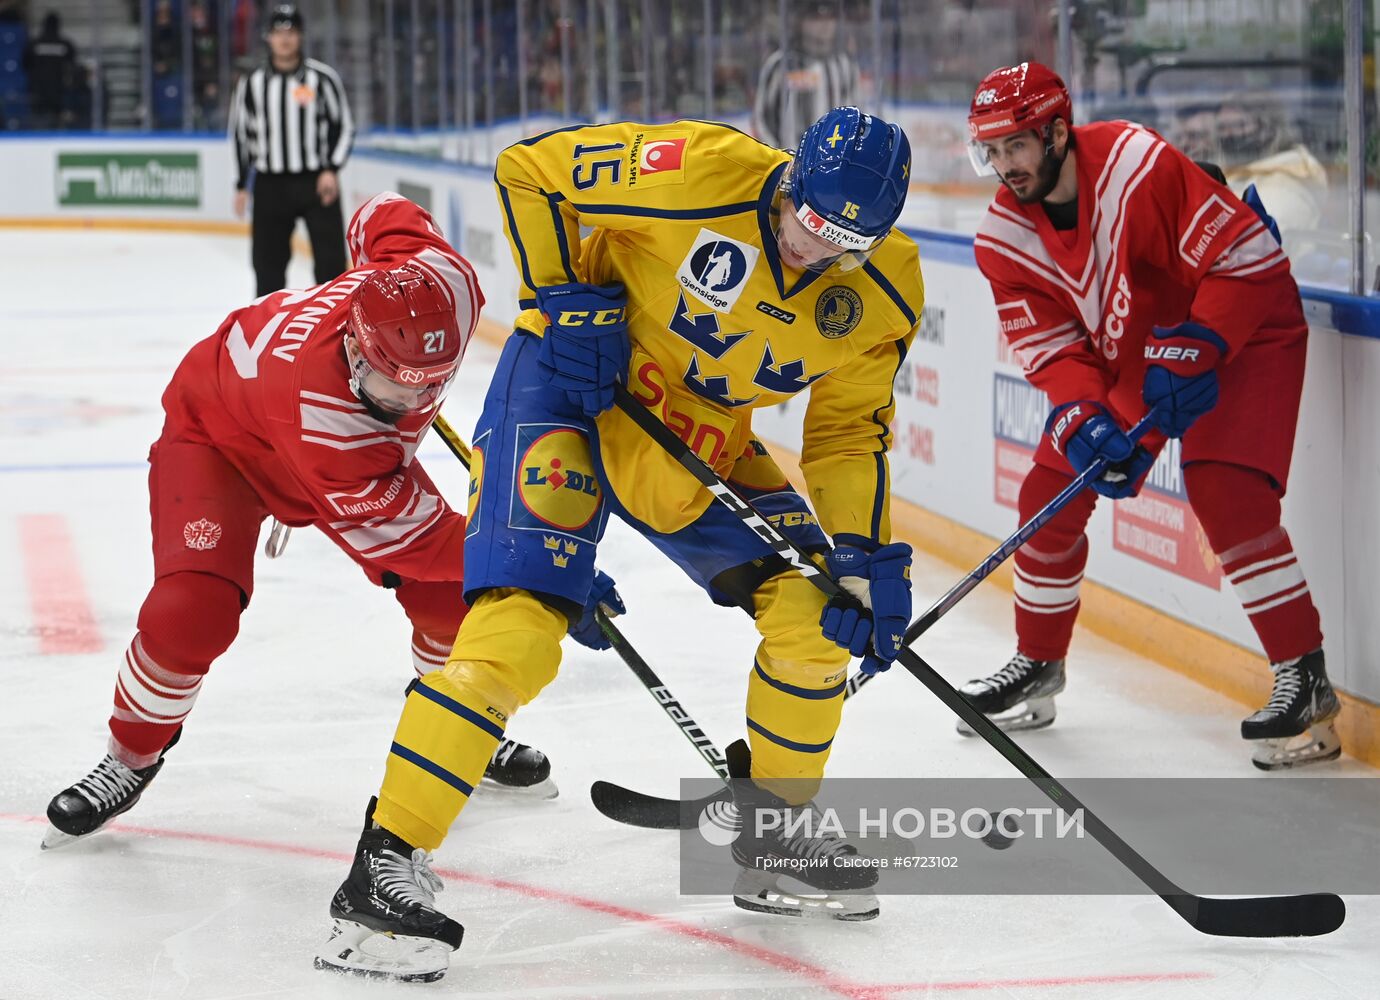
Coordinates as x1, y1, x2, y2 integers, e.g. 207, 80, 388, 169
150, 0, 182, 129
1175, 95, 1328, 241
23, 10, 76, 129
191, 0, 222, 129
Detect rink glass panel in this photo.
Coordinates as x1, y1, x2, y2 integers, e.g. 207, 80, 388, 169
3, 2, 1359, 284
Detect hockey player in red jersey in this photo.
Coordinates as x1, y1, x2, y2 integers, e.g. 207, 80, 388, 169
43, 193, 589, 849
958, 62, 1339, 770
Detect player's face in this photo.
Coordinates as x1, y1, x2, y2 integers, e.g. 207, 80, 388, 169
799, 12, 839, 57
344, 334, 449, 422
984, 129, 1063, 204
267, 26, 301, 63
776, 198, 854, 272
983, 131, 1047, 200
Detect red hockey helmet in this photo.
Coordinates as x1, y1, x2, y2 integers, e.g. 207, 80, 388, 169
346, 263, 464, 415
966, 62, 1072, 176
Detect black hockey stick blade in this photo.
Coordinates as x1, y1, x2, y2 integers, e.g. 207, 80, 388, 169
1182, 892, 1345, 938
589, 780, 729, 830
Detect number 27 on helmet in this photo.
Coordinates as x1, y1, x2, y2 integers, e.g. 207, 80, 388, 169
344, 264, 470, 416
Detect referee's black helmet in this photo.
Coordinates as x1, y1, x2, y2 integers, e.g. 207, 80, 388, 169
267, 4, 303, 32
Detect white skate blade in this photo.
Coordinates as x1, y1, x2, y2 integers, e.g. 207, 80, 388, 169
956, 696, 1056, 737
478, 775, 559, 800
40, 825, 81, 851
1250, 721, 1342, 771
313, 918, 453, 983
731, 868, 879, 922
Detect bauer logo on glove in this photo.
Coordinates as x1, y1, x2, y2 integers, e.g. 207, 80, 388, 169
1141, 322, 1228, 439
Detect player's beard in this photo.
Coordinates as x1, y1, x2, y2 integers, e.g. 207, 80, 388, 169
1004, 148, 1065, 205
358, 392, 405, 426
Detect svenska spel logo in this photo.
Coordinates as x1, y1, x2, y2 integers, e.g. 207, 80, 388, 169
640, 137, 686, 174
627, 131, 690, 189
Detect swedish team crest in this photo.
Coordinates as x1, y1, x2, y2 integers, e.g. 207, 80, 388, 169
815, 286, 863, 339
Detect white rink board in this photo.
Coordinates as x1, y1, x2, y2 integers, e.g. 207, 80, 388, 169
0, 134, 241, 221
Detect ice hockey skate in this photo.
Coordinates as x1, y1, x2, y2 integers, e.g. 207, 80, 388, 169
956, 653, 1065, 736
42, 729, 181, 850
1242, 648, 1342, 771
314, 797, 464, 982
480, 737, 558, 798
722, 740, 879, 922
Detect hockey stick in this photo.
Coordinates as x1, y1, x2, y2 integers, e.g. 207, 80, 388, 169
843, 409, 1156, 698
598, 410, 1155, 828
430, 415, 736, 817
587, 609, 735, 825
604, 383, 1344, 939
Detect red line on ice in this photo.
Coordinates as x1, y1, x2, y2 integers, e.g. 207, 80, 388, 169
19, 513, 102, 654
1, 814, 1212, 997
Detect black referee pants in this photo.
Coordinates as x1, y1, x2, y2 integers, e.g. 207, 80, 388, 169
250, 172, 347, 296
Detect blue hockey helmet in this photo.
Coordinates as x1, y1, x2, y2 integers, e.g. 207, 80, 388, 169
782, 107, 911, 272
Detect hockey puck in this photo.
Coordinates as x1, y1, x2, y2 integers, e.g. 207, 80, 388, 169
981, 810, 1017, 850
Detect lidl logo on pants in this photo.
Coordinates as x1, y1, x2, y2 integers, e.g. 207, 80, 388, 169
512, 424, 602, 538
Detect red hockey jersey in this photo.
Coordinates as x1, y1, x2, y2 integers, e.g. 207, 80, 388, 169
162, 192, 483, 582
974, 120, 1307, 416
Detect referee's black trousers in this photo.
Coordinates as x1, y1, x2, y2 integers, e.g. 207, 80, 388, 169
250, 172, 347, 296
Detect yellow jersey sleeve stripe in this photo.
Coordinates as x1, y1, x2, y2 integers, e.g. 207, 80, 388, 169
862, 261, 918, 327
866, 340, 908, 539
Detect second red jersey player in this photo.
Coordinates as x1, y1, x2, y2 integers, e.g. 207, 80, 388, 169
961, 63, 1340, 771
44, 193, 563, 850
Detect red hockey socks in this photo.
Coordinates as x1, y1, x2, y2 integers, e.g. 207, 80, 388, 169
108, 572, 243, 768
1185, 462, 1322, 663
1013, 464, 1098, 661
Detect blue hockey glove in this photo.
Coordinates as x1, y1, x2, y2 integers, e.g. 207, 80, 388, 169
819, 534, 913, 665
1241, 183, 1282, 246
568, 569, 625, 650
1048, 401, 1154, 500
534, 282, 631, 417
1141, 322, 1228, 439
858, 653, 890, 677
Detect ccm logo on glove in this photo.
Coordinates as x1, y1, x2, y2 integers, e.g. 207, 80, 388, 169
554, 307, 626, 327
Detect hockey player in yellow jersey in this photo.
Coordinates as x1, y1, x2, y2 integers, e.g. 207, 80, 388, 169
316, 109, 923, 981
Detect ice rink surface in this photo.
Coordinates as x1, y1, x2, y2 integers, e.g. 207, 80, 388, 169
1, 231, 1376, 999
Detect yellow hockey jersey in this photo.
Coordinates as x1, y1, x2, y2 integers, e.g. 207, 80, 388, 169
494, 119, 925, 540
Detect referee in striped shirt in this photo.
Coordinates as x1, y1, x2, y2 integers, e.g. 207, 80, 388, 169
229, 4, 354, 296
753, 1, 860, 151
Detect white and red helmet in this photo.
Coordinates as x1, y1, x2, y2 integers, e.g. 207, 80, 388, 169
966, 62, 1073, 175
346, 263, 469, 414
